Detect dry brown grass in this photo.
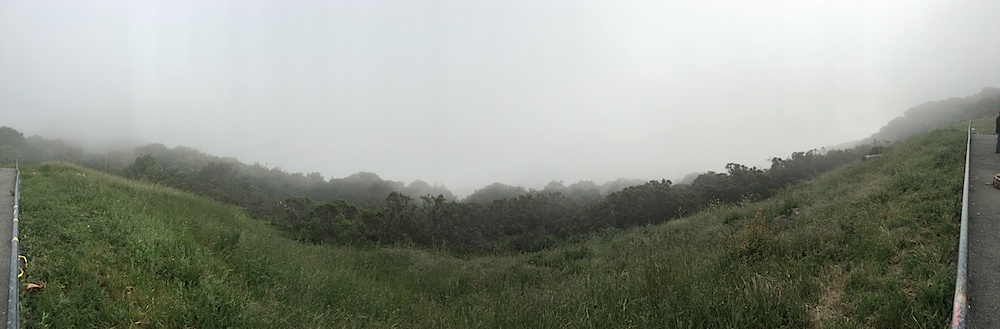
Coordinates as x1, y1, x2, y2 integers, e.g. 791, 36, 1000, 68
811, 264, 849, 327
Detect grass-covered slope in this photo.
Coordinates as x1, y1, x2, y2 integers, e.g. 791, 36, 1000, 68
18, 126, 962, 328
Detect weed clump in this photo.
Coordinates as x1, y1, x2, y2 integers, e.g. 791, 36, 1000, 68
726, 208, 786, 263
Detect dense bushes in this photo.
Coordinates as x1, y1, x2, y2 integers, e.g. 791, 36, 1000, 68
264, 142, 877, 254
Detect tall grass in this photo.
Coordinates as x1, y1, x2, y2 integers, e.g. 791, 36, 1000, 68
17, 126, 962, 328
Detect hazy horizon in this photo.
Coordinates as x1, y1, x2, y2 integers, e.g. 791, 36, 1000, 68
3, 0, 999, 197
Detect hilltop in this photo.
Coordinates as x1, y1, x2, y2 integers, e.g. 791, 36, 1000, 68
832, 87, 1000, 149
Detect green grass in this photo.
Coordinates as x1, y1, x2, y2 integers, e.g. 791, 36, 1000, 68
970, 116, 995, 135
16, 126, 963, 328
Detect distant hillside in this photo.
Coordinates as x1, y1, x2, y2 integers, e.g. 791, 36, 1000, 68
852, 87, 1000, 146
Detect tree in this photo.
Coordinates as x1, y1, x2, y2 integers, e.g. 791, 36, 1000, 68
0, 145, 20, 165
0, 127, 24, 149
543, 180, 566, 193
126, 154, 167, 181
566, 180, 601, 201
306, 172, 325, 183
329, 172, 396, 205
464, 182, 528, 203
21, 136, 84, 163
724, 163, 772, 200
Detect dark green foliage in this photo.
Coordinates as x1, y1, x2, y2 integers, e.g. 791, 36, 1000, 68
0, 126, 24, 147
543, 180, 603, 202
21, 136, 85, 164
464, 182, 528, 204
0, 145, 20, 165
598, 179, 693, 228
124, 154, 166, 181
258, 139, 873, 254
0, 126, 25, 164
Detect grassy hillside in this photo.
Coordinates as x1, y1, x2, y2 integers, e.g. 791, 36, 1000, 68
867, 87, 999, 143
17, 126, 963, 328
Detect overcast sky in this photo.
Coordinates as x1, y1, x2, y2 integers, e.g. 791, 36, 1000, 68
2, 0, 999, 196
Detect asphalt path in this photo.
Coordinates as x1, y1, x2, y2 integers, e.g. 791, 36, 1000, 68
0, 169, 14, 322
965, 134, 1000, 328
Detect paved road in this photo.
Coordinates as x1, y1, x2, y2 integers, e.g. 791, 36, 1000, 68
0, 169, 14, 322
966, 134, 1000, 328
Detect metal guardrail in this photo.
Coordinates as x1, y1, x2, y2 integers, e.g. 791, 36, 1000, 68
6, 161, 19, 329
951, 122, 972, 328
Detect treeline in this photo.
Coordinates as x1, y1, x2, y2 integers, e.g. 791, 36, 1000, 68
123, 143, 461, 206
264, 145, 880, 253
119, 144, 647, 207
0, 125, 646, 205
0, 125, 896, 253
0, 129, 460, 206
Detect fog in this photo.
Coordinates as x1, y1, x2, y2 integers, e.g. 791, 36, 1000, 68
2, 0, 999, 196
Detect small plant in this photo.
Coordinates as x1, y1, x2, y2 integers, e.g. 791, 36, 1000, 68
726, 208, 785, 262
